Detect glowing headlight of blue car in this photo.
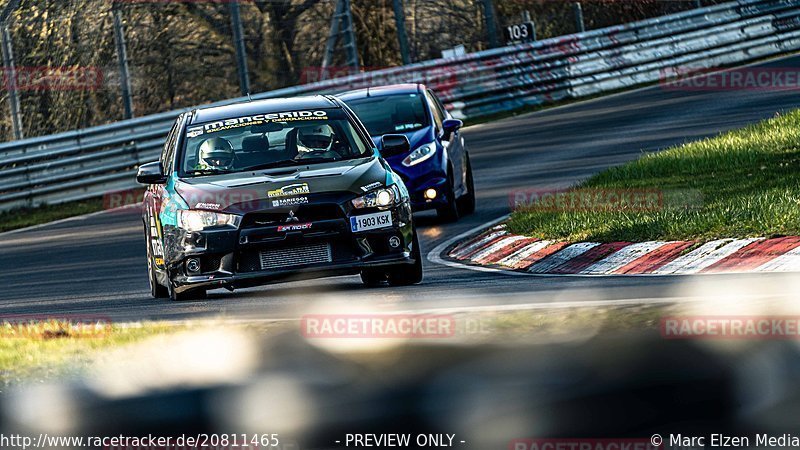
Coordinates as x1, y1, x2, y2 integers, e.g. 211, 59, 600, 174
402, 143, 436, 167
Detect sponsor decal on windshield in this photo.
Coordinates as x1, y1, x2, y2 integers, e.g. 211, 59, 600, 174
272, 196, 309, 208
395, 123, 421, 131
186, 110, 329, 137
268, 183, 310, 198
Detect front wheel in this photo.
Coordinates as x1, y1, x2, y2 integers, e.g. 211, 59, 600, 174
387, 229, 423, 286
458, 154, 476, 216
148, 258, 169, 299
436, 169, 460, 222
146, 229, 169, 299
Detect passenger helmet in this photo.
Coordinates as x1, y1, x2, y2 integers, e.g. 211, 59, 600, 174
297, 124, 334, 153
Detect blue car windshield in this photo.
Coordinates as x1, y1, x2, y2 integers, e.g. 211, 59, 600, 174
346, 94, 430, 137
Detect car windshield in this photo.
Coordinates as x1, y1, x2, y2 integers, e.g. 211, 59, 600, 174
346, 93, 429, 136
180, 108, 372, 176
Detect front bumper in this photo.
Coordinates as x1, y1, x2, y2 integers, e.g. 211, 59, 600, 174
407, 176, 449, 211
173, 254, 414, 293
163, 202, 415, 293
386, 153, 450, 212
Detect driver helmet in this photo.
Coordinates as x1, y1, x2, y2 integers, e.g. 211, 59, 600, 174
297, 124, 334, 153
198, 137, 235, 170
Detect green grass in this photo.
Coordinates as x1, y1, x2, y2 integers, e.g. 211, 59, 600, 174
0, 308, 670, 388
0, 320, 181, 387
0, 188, 144, 233
507, 110, 800, 242
483, 304, 667, 337
0, 197, 105, 233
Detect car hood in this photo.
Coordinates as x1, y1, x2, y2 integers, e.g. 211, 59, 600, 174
174, 157, 389, 213
372, 127, 431, 153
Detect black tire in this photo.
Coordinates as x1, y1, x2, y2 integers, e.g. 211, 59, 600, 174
148, 255, 170, 299
360, 269, 387, 286
387, 228, 423, 286
458, 154, 476, 216
145, 227, 169, 299
436, 168, 460, 222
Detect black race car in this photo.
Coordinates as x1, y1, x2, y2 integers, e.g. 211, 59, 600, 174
136, 95, 422, 301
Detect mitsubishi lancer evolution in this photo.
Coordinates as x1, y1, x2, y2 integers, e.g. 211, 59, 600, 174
137, 95, 422, 300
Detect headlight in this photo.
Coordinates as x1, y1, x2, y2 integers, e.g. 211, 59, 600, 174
352, 185, 400, 209
177, 210, 241, 232
402, 143, 436, 167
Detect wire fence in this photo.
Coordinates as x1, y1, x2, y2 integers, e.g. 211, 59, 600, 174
0, 0, 716, 141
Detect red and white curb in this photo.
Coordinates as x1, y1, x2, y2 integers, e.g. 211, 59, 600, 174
442, 223, 800, 276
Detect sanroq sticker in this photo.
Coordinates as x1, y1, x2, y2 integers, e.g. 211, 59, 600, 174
272, 197, 309, 208
268, 183, 311, 198
187, 110, 329, 137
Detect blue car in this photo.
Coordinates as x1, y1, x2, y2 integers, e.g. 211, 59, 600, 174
338, 84, 475, 221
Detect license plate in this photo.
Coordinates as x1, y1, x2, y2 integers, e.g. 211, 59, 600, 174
350, 211, 393, 232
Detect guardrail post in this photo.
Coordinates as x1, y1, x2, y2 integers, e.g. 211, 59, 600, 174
112, 4, 135, 120
573, 2, 585, 33
392, 0, 411, 65
480, 0, 500, 48
229, 0, 251, 96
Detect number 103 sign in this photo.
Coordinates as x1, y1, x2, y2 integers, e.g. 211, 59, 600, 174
505, 22, 536, 45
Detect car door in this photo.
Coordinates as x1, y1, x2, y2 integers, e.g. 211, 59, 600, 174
144, 116, 181, 270
426, 89, 466, 195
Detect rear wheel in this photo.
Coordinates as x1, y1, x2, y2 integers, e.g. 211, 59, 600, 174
436, 168, 460, 222
387, 228, 423, 286
458, 154, 476, 216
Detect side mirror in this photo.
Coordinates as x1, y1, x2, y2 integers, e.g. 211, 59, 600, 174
442, 119, 463, 140
380, 134, 411, 158
136, 161, 167, 184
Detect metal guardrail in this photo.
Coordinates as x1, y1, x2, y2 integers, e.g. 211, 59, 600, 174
1, 0, 799, 211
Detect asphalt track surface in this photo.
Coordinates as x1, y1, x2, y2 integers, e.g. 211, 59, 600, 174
3, 55, 800, 322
